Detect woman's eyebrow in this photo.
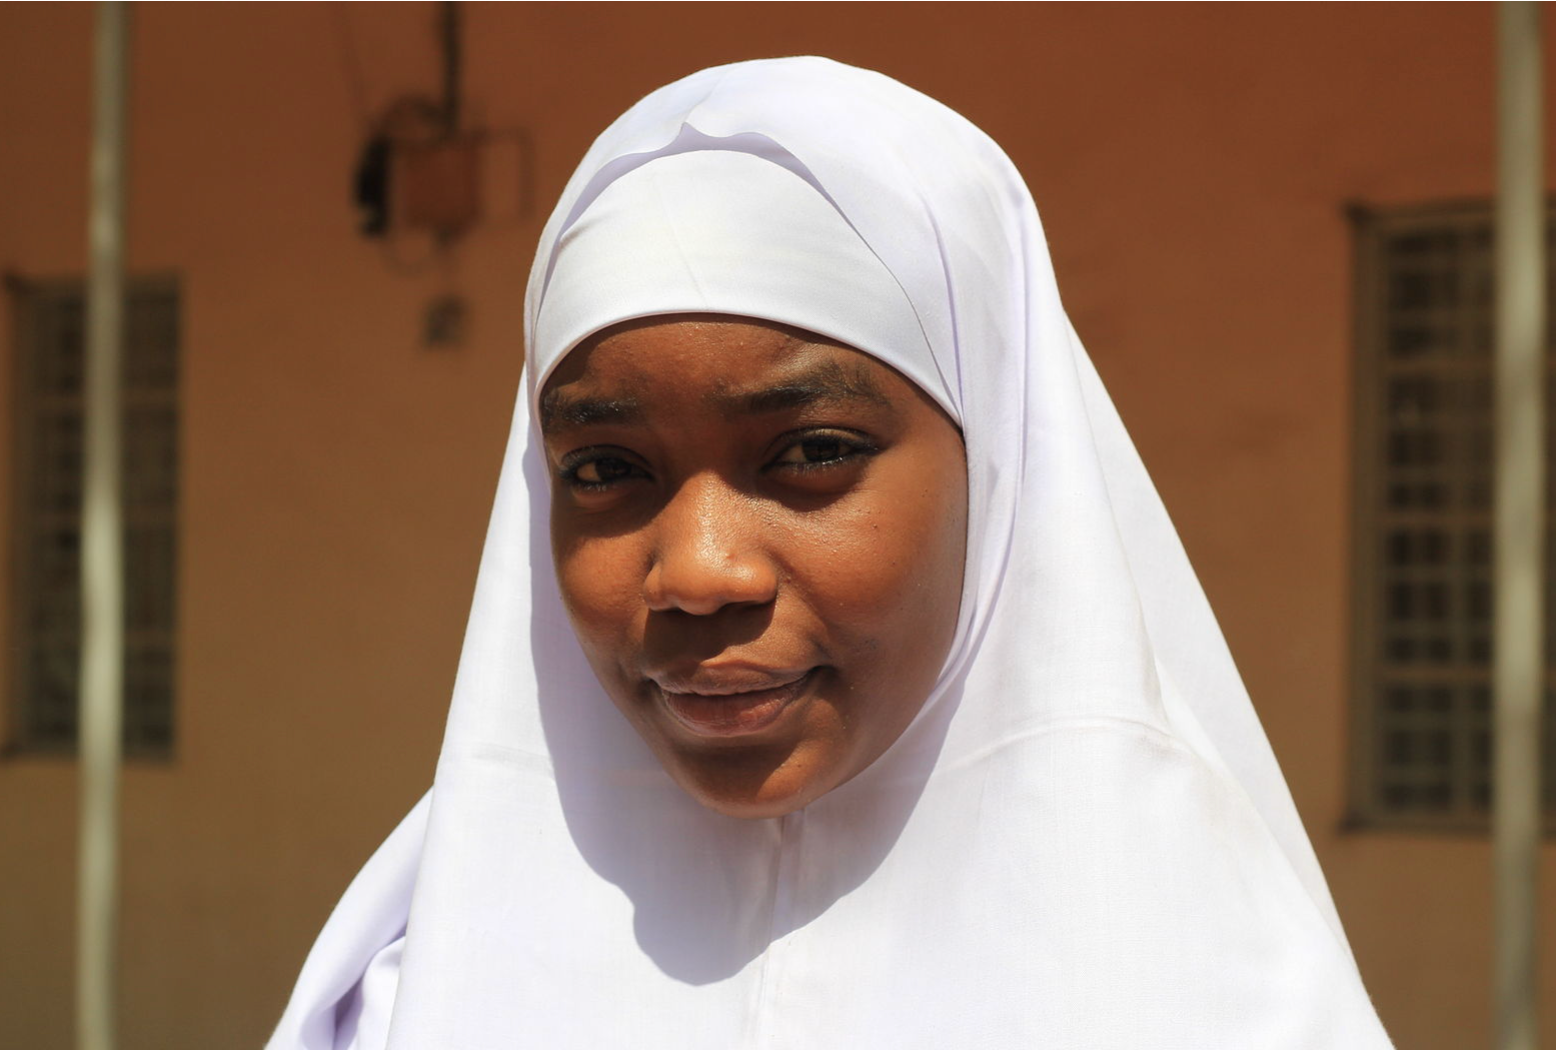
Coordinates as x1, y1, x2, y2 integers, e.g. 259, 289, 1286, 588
539, 391, 644, 431
540, 362, 890, 431
721, 362, 891, 417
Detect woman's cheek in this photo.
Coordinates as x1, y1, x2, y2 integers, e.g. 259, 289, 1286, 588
810, 477, 963, 673
556, 539, 642, 641
798, 497, 929, 617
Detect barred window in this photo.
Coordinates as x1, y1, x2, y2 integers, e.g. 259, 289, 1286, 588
7, 278, 179, 758
1350, 203, 1554, 830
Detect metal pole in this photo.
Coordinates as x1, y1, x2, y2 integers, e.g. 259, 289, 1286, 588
78, 4, 128, 1050
1493, 4, 1545, 1050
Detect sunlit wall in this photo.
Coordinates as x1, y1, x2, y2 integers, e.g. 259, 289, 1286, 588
1, 4, 1553, 1047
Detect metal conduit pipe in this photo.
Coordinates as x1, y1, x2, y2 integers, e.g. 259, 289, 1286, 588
78, 3, 129, 1049
1493, 4, 1546, 1050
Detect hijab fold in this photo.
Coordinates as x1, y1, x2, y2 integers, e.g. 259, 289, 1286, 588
268, 57, 1392, 1049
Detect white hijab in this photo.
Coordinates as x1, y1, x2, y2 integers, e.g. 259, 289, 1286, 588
269, 57, 1392, 1049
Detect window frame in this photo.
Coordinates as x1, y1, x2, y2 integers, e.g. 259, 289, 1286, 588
1347, 200, 1554, 834
5, 274, 181, 761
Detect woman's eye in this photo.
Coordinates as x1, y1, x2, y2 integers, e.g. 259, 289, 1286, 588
561, 453, 644, 490
770, 432, 877, 472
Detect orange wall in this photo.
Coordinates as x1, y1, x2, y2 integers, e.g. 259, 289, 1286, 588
1, 4, 1553, 1047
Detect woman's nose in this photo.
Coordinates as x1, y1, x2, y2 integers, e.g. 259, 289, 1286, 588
643, 476, 779, 615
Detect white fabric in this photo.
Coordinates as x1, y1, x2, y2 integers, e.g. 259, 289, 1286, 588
534, 149, 954, 420
268, 57, 1392, 1049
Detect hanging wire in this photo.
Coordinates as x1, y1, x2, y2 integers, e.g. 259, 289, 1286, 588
331, 2, 374, 133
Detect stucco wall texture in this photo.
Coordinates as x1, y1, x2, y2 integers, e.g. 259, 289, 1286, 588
2, 3, 1554, 1048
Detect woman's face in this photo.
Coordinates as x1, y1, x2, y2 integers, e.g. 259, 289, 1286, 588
541, 316, 967, 818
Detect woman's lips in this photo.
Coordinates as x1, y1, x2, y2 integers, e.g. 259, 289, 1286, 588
653, 669, 815, 739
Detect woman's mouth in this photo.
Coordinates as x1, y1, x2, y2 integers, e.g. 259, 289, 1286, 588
652, 669, 816, 739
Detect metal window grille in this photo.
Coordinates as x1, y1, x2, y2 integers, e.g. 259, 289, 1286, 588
7, 278, 179, 758
1350, 203, 1554, 830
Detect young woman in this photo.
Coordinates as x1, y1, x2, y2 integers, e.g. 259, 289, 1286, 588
269, 57, 1393, 1048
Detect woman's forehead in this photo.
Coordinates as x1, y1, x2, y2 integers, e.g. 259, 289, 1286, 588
538, 317, 909, 430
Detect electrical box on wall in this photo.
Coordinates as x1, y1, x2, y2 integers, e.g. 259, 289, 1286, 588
396, 136, 481, 237
353, 114, 527, 242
